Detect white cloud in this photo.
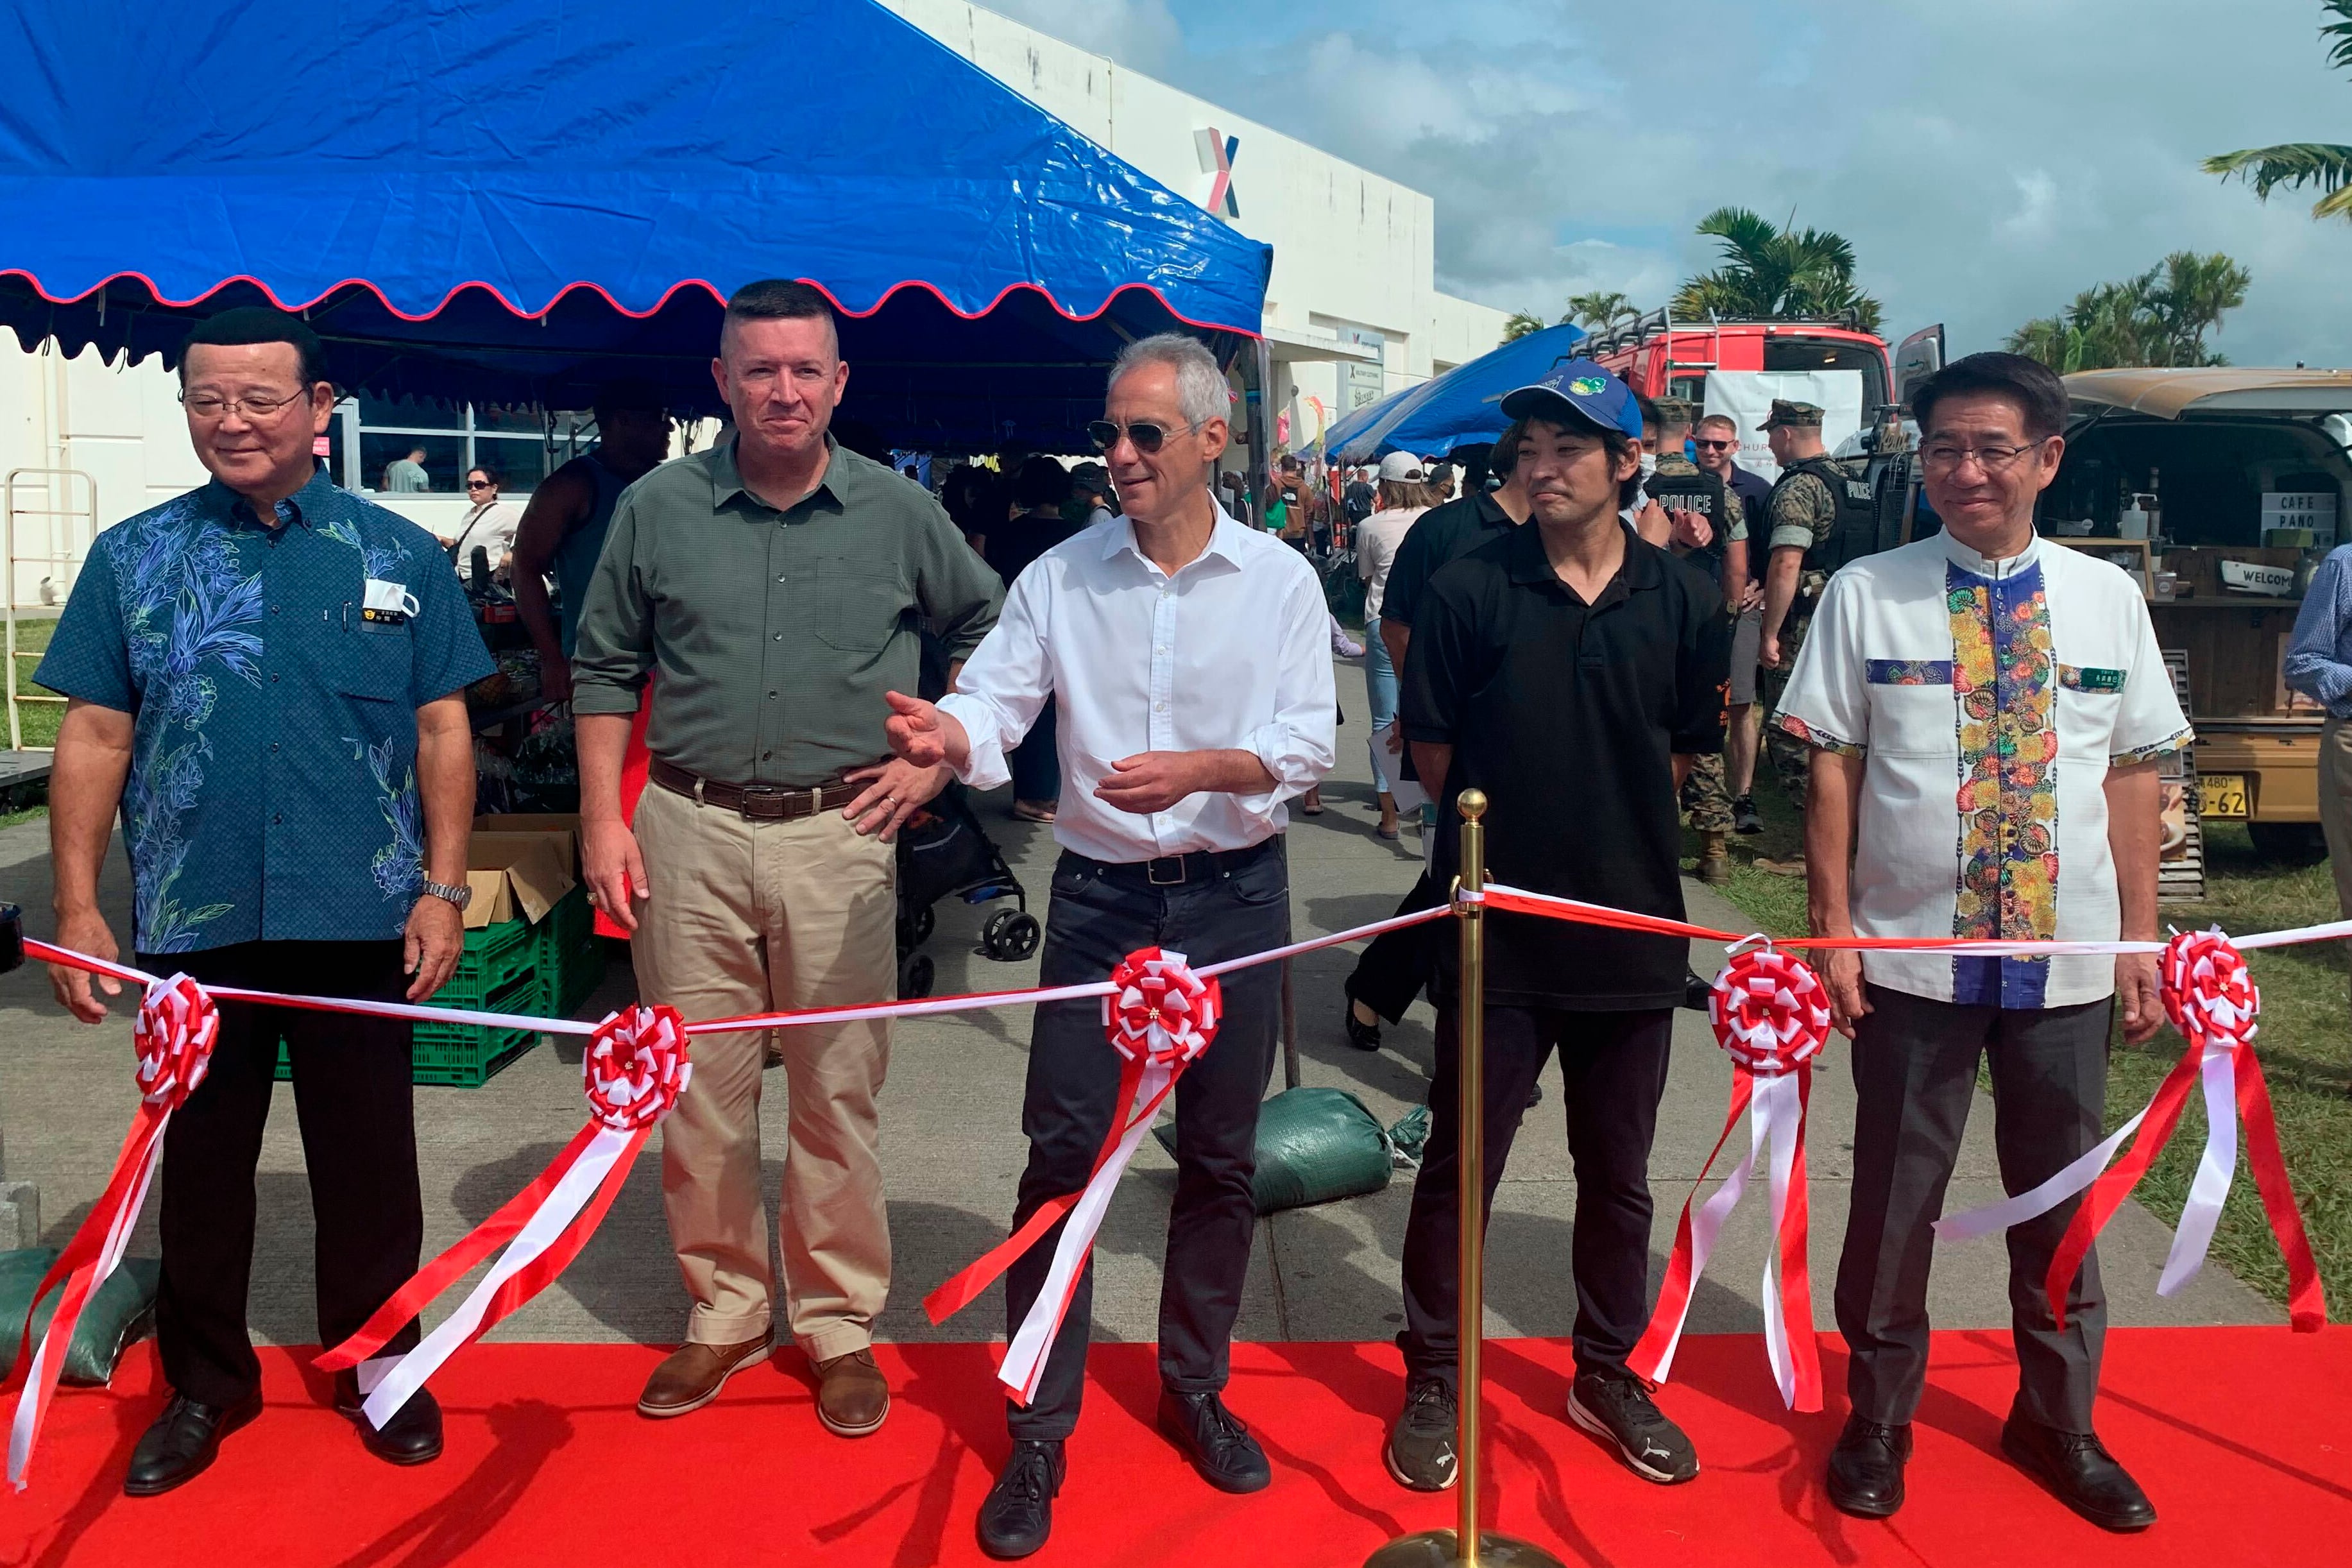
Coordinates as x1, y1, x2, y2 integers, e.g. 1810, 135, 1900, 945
1093, 0, 2352, 366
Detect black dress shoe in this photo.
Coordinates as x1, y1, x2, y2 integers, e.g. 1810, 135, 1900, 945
124, 1389, 264, 1497
2000, 1407, 2156, 1533
1343, 1001, 1382, 1051
1156, 1388, 1271, 1493
978, 1439, 1065, 1559
1825, 1415, 1911, 1518
334, 1371, 445, 1465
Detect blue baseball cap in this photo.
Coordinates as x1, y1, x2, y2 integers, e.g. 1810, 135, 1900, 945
1499, 359, 1644, 440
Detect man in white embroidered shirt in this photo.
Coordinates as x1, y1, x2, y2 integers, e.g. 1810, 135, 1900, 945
1775, 354, 2190, 1534
882, 333, 1334, 1559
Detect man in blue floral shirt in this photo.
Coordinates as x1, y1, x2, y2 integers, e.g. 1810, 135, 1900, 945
37, 308, 492, 1497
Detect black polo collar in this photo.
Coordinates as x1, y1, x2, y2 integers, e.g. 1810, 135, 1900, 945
1501, 519, 1659, 604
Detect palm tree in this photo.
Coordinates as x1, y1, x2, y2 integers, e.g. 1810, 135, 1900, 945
2006, 253, 2251, 372
1671, 207, 1884, 334
1564, 290, 1639, 334
2205, 1, 2352, 219
1501, 310, 1547, 343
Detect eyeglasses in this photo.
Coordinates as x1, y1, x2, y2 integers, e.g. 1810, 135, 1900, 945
466, 480, 493, 491
178, 388, 314, 420
1692, 438, 1735, 450
1087, 418, 1198, 455
1919, 441, 2046, 475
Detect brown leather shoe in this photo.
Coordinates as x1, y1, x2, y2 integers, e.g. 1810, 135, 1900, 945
636, 1336, 769, 1419
813, 1347, 891, 1437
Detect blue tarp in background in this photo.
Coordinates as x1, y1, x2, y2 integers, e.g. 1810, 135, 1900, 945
0, 0, 1272, 450
1327, 322, 1587, 461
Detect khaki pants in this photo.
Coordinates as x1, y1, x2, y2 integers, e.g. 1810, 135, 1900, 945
2319, 719, 2352, 1003
631, 780, 896, 1359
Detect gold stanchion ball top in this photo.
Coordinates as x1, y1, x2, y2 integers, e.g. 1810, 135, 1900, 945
1456, 788, 1488, 821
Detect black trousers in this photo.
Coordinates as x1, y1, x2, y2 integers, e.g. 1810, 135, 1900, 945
1837, 984, 2111, 1433
144, 940, 424, 1408
1005, 844, 1287, 1440
1343, 871, 1441, 1024
1400, 1004, 1673, 1385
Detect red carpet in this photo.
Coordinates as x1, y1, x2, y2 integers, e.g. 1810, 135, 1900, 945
6, 1329, 2348, 1567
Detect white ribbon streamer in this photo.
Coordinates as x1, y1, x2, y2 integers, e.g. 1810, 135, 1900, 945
2159, 1042, 2240, 1297
998, 1063, 1173, 1404
1756, 1071, 1803, 1409
357, 1125, 636, 1428
1644, 1095, 1762, 1385
1932, 1105, 2151, 1243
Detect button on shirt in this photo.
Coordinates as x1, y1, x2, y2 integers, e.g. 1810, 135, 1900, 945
570, 436, 1001, 786
1403, 524, 1730, 1010
1773, 532, 2193, 1009
937, 506, 1336, 863
36, 473, 493, 954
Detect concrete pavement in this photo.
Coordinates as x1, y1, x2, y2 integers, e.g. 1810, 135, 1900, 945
0, 670, 2273, 1368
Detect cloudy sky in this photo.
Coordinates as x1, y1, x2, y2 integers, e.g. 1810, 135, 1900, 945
987, 0, 2352, 366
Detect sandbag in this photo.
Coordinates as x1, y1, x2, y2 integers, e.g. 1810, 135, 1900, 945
0, 1248, 162, 1386
1155, 1087, 1427, 1214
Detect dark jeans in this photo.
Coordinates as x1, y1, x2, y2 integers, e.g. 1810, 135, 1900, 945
1837, 984, 2111, 1432
1343, 871, 1441, 1024
1005, 842, 1288, 1440
1401, 1004, 1673, 1385
146, 939, 424, 1408
1009, 700, 1061, 805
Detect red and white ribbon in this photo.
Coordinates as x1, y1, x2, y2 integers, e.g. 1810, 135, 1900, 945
316, 1006, 694, 1424
925, 948, 1222, 1404
1934, 931, 2324, 1334
1632, 944, 1827, 1411
8, 975, 218, 1489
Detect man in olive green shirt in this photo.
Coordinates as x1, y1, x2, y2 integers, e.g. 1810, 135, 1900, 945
572, 279, 1000, 1436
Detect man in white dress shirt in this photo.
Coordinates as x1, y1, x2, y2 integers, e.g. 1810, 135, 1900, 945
1775, 353, 2189, 1533
882, 333, 1334, 1559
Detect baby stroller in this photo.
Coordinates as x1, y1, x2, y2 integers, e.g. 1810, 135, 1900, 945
894, 780, 1039, 998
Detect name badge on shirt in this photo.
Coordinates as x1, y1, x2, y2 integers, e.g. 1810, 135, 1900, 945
2059, 665, 2127, 693
361, 577, 420, 626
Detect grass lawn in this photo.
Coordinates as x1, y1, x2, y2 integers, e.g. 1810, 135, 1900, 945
1694, 766, 2352, 1318
2, 614, 60, 828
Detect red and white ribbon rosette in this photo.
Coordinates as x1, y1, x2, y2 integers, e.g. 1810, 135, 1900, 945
318, 1005, 694, 1425
926, 948, 1222, 1404
8, 976, 219, 1488
1938, 932, 2322, 1331
1631, 942, 1827, 1411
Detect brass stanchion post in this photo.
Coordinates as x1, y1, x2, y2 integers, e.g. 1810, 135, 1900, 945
1366, 790, 1562, 1568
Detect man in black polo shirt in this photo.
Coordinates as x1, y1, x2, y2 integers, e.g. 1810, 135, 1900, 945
1338, 420, 1531, 1052
1383, 362, 1729, 1492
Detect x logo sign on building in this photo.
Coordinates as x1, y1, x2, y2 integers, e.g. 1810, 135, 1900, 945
1195, 127, 1240, 219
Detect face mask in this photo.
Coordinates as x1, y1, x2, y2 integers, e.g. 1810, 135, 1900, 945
1639, 452, 1658, 481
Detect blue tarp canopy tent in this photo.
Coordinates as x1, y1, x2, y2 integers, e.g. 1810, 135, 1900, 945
0, 0, 1272, 452
1327, 323, 1586, 461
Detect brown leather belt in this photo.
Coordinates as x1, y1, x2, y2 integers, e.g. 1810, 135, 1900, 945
649, 757, 864, 820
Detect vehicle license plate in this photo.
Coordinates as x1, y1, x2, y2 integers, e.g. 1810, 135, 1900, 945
2198, 774, 2251, 819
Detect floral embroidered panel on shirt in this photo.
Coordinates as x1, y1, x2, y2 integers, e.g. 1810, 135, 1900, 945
1949, 560, 2059, 1007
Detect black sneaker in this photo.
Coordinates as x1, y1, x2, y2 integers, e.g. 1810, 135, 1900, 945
1385, 1376, 1459, 1491
1733, 796, 1763, 835
1157, 1388, 1271, 1493
1567, 1370, 1699, 1485
977, 1439, 1065, 1559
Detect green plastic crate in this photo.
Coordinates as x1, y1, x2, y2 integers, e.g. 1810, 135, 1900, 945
443, 916, 537, 1006
273, 957, 548, 1087
533, 887, 593, 975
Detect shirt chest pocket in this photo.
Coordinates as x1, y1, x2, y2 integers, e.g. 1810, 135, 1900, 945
2054, 664, 2126, 756
341, 620, 415, 705
811, 562, 907, 654
1864, 660, 1959, 756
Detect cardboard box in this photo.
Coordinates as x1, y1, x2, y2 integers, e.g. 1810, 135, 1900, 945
472, 814, 581, 873
463, 831, 576, 929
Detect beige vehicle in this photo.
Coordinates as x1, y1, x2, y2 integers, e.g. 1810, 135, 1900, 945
2044, 368, 2352, 860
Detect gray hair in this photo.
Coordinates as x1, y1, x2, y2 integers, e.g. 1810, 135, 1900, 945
1108, 333, 1229, 429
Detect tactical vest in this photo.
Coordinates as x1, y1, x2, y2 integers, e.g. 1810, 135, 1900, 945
1770, 454, 1879, 575
1643, 460, 1734, 574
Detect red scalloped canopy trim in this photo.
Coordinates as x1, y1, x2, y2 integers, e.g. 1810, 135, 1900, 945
0, 269, 1262, 339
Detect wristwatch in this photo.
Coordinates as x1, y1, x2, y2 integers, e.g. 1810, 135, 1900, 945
420, 878, 473, 912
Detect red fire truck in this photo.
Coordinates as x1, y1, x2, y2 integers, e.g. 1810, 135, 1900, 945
1576, 306, 1900, 415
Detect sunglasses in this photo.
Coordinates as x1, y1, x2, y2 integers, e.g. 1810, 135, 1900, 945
1087, 418, 1196, 454
1693, 438, 1735, 450
466, 479, 493, 491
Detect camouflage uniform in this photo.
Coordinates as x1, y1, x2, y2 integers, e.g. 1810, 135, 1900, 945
1760, 468, 1838, 816
1657, 445, 1740, 835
